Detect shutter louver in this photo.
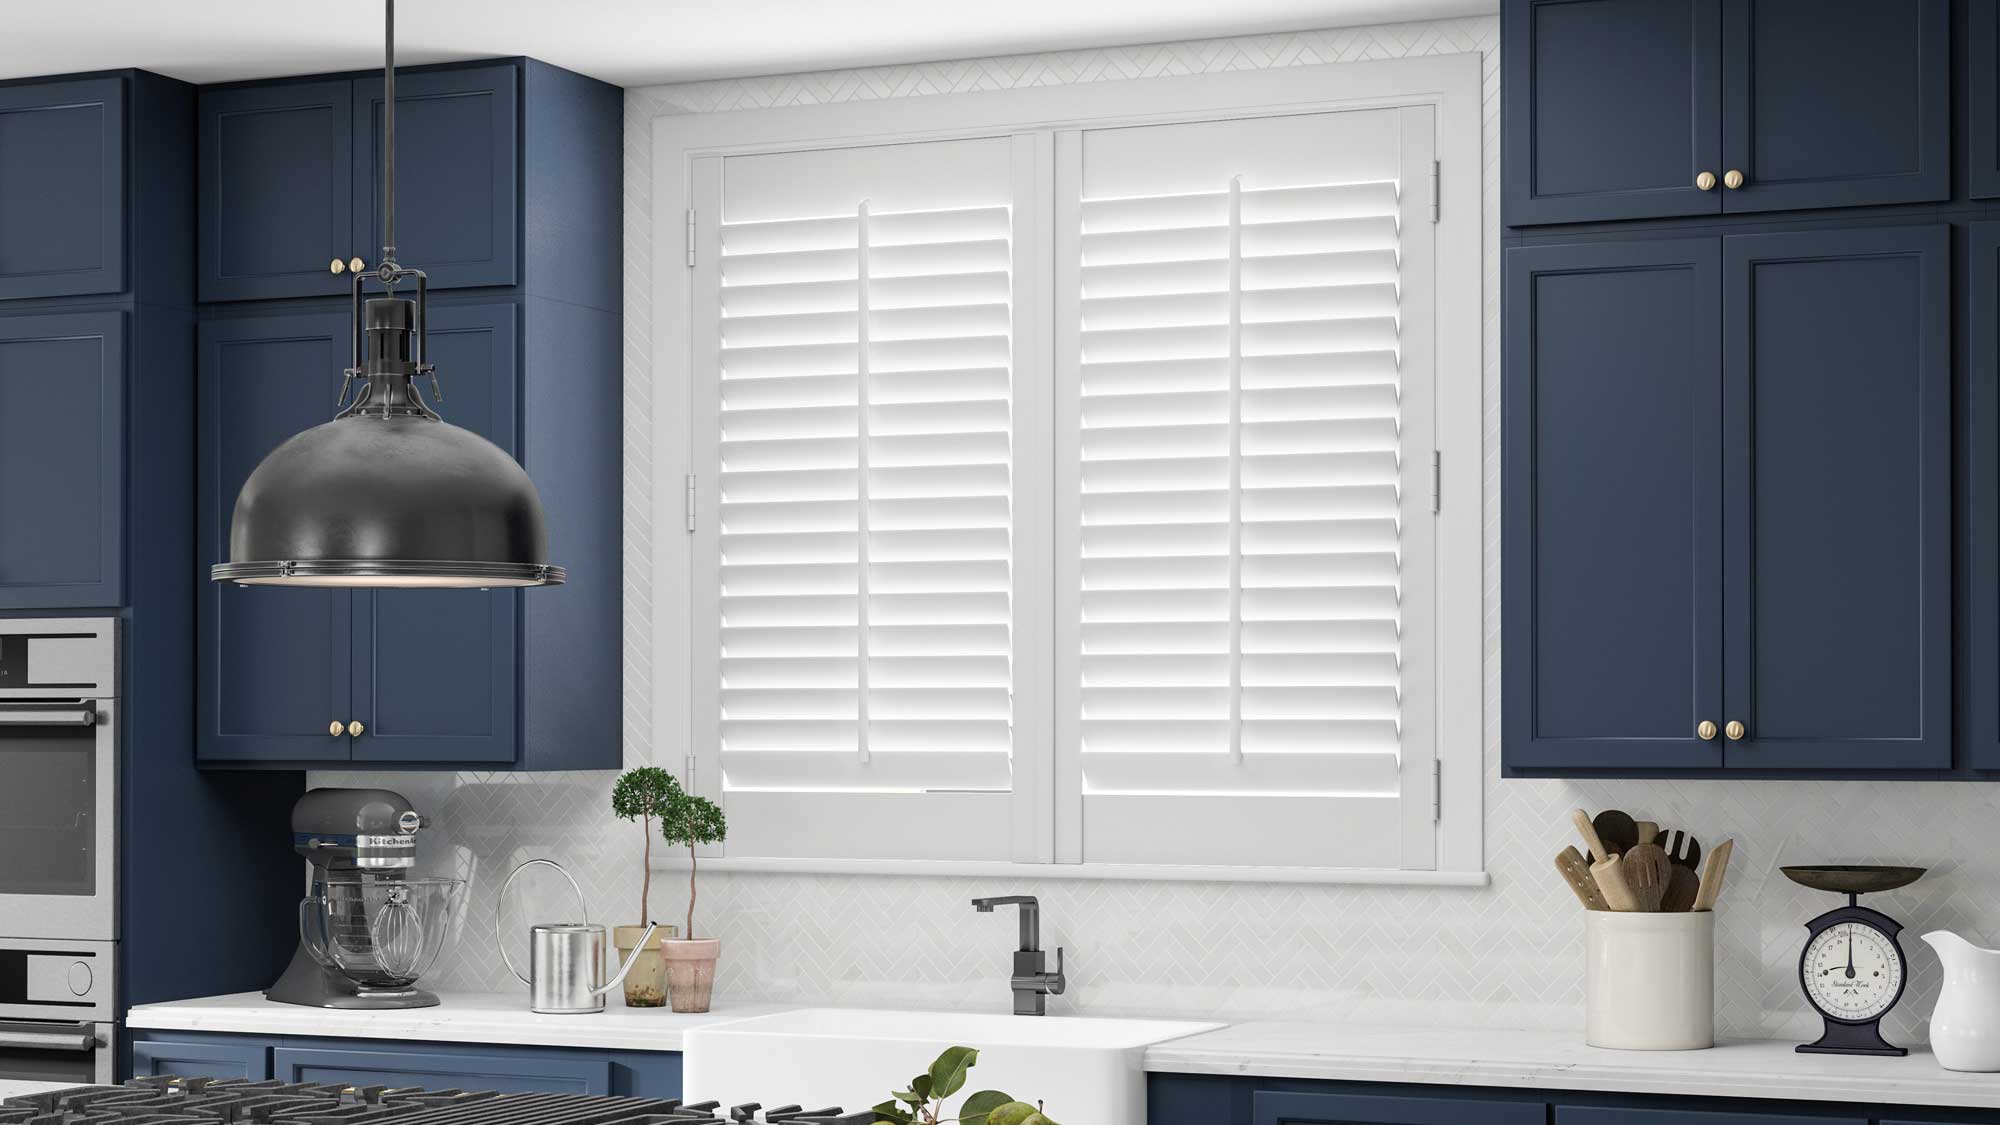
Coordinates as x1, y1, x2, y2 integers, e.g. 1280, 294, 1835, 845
1076, 176, 1407, 804
716, 201, 1015, 796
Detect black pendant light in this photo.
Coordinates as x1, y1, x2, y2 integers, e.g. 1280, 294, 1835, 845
211, 0, 563, 588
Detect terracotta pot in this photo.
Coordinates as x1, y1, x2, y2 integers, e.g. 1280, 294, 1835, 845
661, 937, 721, 1013
612, 923, 677, 1008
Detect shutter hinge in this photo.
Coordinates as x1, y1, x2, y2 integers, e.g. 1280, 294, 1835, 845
1431, 759, 1442, 823
1429, 450, 1442, 514
684, 473, 697, 533
685, 209, 697, 267
685, 755, 698, 789
1427, 161, 1440, 223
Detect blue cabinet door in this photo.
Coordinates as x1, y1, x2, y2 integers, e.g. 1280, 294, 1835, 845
1718, 0, 1947, 213
197, 313, 355, 763
1502, 0, 1722, 225
1557, 1108, 1864, 1125
1967, 223, 2000, 770
1503, 239, 1723, 771
0, 312, 125, 609
351, 67, 518, 291
1256, 1091, 1540, 1125
350, 302, 519, 764
130, 1036, 272, 1081
1973, 2, 2000, 198
272, 1045, 611, 1096
198, 81, 355, 302
0, 78, 125, 299
1721, 226, 1949, 770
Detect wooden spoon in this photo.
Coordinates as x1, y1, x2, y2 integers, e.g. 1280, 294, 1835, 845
1694, 838, 1734, 911
1659, 828, 1702, 873
1635, 820, 1660, 846
1620, 842, 1672, 911
1555, 846, 1609, 910
1592, 810, 1640, 858
1572, 808, 1610, 863
1660, 864, 1700, 912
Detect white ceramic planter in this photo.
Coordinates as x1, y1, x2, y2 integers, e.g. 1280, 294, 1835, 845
1584, 910, 1714, 1050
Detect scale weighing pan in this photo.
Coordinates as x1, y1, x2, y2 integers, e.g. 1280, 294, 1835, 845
1780, 865, 1926, 896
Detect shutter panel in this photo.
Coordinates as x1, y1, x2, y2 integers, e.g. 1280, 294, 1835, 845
692, 138, 1028, 860
1059, 109, 1437, 868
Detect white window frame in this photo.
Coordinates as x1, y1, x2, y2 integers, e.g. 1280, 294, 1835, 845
650, 52, 1485, 885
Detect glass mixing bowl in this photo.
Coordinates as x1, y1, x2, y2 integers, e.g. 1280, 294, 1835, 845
300, 876, 465, 992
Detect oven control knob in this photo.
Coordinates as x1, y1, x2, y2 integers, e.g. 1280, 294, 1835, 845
67, 961, 92, 996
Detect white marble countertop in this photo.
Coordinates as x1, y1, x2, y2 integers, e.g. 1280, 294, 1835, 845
127, 992, 790, 1052
0, 1082, 72, 1099
1143, 1021, 2000, 1110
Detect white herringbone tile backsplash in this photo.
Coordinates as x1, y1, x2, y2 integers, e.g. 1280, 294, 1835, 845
317, 14, 2000, 1043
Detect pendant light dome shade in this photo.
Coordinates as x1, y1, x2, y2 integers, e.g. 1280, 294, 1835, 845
213, 408, 563, 589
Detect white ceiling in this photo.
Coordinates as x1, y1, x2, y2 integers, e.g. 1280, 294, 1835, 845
0, 1, 1495, 89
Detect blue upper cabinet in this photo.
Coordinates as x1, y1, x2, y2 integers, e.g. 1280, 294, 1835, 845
1504, 240, 1723, 772
197, 313, 356, 764
352, 66, 518, 291
1973, 1, 2000, 198
0, 312, 125, 609
1504, 0, 1722, 225
197, 81, 354, 302
1718, 0, 1947, 213
1505, 226, 1949, 775
1967, 223, 2000, 770
349, 303, 520, 765
0, 78, 125, 299
1721, 227, 1949, 770
1503, 0, 1947, 226
199, 65, 518, 302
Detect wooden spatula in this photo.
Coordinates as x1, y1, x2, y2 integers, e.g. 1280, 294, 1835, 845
1592, 809, 1640, 858
1620, 842, 1672, 911
1555, 846, 1609, 910
1659, 828, 1702, 873
1694, 838, 1734, 911
1635, 820, 1660, 846
1659, 864, 1700, 912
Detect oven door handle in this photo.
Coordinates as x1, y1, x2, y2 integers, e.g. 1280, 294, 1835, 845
0, 704, 96, 726
0, 1023, 97, 1051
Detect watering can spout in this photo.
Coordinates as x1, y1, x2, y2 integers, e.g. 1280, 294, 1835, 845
592, 921, 660, 998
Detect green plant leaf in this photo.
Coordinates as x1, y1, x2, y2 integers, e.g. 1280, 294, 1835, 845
927, 1046, 978, 1099
957, 1089, 1013, 1125
895, 1074, 933, 1109
871, 1100, 913, 1125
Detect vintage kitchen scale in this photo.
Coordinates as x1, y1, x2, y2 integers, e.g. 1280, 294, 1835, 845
1780, 865, 1926, 1056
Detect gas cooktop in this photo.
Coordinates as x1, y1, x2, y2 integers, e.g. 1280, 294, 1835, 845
0, 1078, 875, 1125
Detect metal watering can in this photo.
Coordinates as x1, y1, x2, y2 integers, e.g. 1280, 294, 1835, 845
494, 858, 657, 1014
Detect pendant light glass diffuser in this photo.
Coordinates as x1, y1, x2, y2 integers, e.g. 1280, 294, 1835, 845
211, 0, 563, 588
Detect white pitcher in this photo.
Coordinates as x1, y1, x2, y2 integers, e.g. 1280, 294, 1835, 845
1922, 930, 2000, 1071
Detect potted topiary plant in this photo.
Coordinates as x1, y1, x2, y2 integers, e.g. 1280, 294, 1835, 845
609, 766, 681, 1007
657, 775, 727, 1012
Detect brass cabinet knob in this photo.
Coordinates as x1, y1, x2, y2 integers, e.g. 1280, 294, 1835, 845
329, 720, 344, 736
1697, 720, 1718, 740
348, 257, 366, 274
1725, 720, 1746, 740
348, 720, 365, 737
329, 258, 347, 275
1695, 171, 1718, 191
1722, 169, 1746, 190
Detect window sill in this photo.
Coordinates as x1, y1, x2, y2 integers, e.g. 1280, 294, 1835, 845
652, 856, 1490, 887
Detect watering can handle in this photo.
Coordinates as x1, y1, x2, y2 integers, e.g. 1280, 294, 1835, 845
592, 921, 661, 999
493, 858, 590, 986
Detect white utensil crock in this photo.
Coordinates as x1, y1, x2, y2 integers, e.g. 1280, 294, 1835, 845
1585, 910, 1714, 1050
1922, 930, 2000, 1071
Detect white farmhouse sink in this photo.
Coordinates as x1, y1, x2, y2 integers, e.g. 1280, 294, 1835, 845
682, 1008, 1222, 1125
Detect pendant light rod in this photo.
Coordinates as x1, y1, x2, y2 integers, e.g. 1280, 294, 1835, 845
382, 0, 397, 269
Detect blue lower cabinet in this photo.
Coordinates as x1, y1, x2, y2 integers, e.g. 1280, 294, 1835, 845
1557, 1110, 1862, 1125
129, 1036, 272, 1081
1256, 1090, 1541, 1125
274, 1045, 611, 1096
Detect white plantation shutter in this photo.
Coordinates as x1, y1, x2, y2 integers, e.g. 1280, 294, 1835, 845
687, 137, 1037, 861
1055, 108, 1439, 869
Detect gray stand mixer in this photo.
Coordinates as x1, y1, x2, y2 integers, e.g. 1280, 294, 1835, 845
267, 787, 464, 1009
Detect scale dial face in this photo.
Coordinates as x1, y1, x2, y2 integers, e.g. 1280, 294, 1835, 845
1801, 920, 1904, 1022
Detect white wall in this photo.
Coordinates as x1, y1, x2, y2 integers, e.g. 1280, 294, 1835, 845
319, 12, 2000, 1043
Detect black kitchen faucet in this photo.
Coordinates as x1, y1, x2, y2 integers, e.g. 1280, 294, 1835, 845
971, 895, 1066, 1015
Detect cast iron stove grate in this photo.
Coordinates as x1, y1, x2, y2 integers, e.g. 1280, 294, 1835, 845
1, 1080, 874, 1125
